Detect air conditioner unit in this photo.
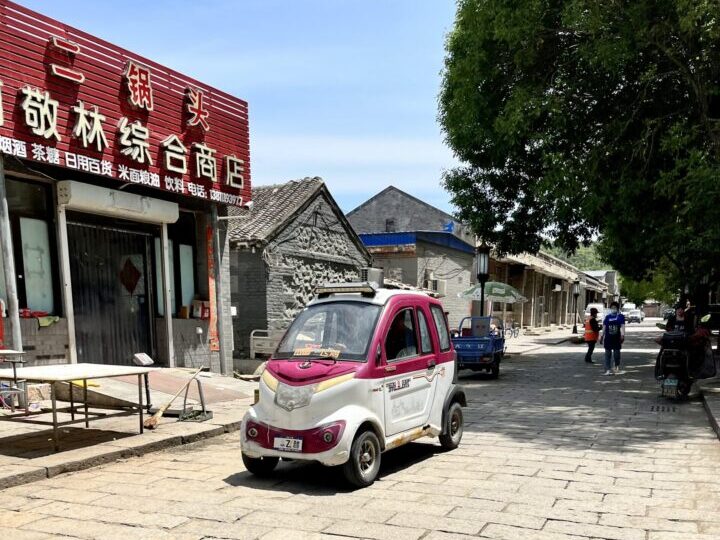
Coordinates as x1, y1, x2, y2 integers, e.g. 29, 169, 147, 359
360, 267, 384, 288
435, 279, 447, 297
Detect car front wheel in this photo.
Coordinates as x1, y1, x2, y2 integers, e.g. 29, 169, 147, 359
343, 429, 381, 488
242, 453, 279, 477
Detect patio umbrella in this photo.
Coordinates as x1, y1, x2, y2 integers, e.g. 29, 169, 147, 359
457, 282, 528, 303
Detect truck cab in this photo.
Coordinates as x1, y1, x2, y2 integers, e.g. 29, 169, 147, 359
451, 316, 505, 377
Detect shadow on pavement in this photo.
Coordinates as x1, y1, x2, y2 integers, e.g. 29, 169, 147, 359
457, 324, 711, 453
0, 426, 133, 458
222, 324, 713, 494
222, 440, 441, 494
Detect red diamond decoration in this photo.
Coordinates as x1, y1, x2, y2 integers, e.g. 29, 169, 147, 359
119, 258, 141, 295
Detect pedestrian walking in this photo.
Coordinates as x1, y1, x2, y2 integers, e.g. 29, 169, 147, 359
583, 307, 601, 364
600, 301, 625, 375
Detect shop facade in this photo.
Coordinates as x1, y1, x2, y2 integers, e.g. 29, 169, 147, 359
0, 1, 250, 373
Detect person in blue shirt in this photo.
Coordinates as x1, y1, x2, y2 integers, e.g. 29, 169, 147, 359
600, 301, 625, 375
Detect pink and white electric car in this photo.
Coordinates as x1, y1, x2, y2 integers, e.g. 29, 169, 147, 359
241, 281, 466, 487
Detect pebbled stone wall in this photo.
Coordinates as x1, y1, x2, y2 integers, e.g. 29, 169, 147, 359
231, 192, 371, 358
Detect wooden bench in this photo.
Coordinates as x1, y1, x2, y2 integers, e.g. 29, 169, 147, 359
250, 329, 284, 359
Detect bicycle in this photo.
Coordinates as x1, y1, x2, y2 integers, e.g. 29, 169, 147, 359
504, 322, 520, 339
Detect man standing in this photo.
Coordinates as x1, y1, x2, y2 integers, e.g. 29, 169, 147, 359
583, 307, 601, 364
600, 301, 625, 375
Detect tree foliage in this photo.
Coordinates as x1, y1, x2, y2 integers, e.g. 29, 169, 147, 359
439, 0, 720, 298
542, 243, 607, 271
621, 273, 676, 306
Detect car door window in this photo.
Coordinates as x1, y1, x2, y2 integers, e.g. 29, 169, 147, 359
385, 309, 418, 361
431, 305, 451, 352
417, 309, 433, 354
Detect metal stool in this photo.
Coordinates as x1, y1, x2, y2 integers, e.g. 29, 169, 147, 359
0, 350, 28, 413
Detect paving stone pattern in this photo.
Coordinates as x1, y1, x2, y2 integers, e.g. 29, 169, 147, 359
1, 322, 720, 539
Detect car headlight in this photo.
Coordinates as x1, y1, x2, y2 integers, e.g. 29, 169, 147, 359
261, 369, 278, 392
275, 382, 316, 411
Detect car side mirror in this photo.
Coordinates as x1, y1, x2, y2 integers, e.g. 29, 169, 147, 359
376, 344, 382, 365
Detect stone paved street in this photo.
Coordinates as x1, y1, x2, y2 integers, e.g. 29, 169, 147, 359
2, 321, 720, 539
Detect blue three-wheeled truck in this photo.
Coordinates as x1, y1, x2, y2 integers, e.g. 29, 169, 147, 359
451, 316, 506, 378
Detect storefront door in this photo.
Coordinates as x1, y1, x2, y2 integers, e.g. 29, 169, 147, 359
68, 221, 154, 365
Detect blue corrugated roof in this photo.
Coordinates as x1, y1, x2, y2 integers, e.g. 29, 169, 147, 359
359, 231, 474, 254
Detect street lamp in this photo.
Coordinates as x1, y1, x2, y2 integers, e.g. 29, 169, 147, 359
475, 243, 490, 316
572, 279, 580, 334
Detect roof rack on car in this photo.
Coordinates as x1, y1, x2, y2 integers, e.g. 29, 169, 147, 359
315, 282, 378, 298
383, 278, 442, 298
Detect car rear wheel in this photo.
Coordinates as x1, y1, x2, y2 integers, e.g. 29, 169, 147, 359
242, 453, 279, 477
439, 402, 464, 450
343, 429, 381, 488
677, 379, 692, 398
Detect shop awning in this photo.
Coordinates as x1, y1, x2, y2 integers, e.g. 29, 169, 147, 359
498, 252, 578, 282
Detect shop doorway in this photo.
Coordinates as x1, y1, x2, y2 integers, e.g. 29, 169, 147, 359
68, 219, 156, 365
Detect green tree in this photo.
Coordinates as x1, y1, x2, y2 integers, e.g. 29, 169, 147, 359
543, 243, 607, 271
439, 0, 720, 304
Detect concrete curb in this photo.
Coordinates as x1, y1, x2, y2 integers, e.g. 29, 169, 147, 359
505, 336, 574, 357
0, 405, 249, 490
701, 391, 720, 440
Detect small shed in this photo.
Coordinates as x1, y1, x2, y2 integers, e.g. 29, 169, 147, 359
227, 178, 371, 360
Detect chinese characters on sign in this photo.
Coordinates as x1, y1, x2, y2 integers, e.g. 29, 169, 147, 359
118, 117, 152, 165
186, 87, 210, 131
72, 101, 108, 151
124, 61, 154, 111
225, 155, 244, 188
21, 86, 60, 141
0, 76, 244, 204
48, 36, 85, 83
0, 7, 248, 208
161, 135, 187, 174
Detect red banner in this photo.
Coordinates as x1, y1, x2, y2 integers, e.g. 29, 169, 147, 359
0, 0, 250, 206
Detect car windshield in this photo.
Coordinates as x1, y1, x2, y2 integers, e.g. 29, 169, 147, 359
275, 301, 381, 362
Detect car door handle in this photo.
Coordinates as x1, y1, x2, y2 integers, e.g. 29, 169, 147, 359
427, 360, 436, 370
385, 365, 397, 372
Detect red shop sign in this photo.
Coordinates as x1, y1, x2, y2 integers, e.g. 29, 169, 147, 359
0, 0, 250, 206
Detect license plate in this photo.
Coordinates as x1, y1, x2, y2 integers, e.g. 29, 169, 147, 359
273, 437, 303, 452
663, 379, 678, 387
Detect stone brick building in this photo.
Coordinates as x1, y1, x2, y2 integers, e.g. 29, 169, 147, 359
228, 178, 371, 360
347, 185, 474, 245
347, 187, 474, 329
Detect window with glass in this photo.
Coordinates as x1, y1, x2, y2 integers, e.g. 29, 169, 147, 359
276, 302, 381, 361
430, 305, 451, 351
154, 212, 197, 317
385, 309, 418, 361
417, 309, 433, 354
4, 179, 59, 314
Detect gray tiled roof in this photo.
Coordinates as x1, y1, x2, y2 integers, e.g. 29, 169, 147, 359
227, 177, 325, 243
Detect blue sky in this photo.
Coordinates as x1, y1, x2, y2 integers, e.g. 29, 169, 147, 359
18, 0, 459, 213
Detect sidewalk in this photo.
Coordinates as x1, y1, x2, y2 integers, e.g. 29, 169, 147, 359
697, 377, 720, 441
505, 326, 577, 356
0, 370, 255, 490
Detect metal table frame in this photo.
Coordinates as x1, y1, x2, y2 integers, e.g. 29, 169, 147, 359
0, 365, 154, 452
